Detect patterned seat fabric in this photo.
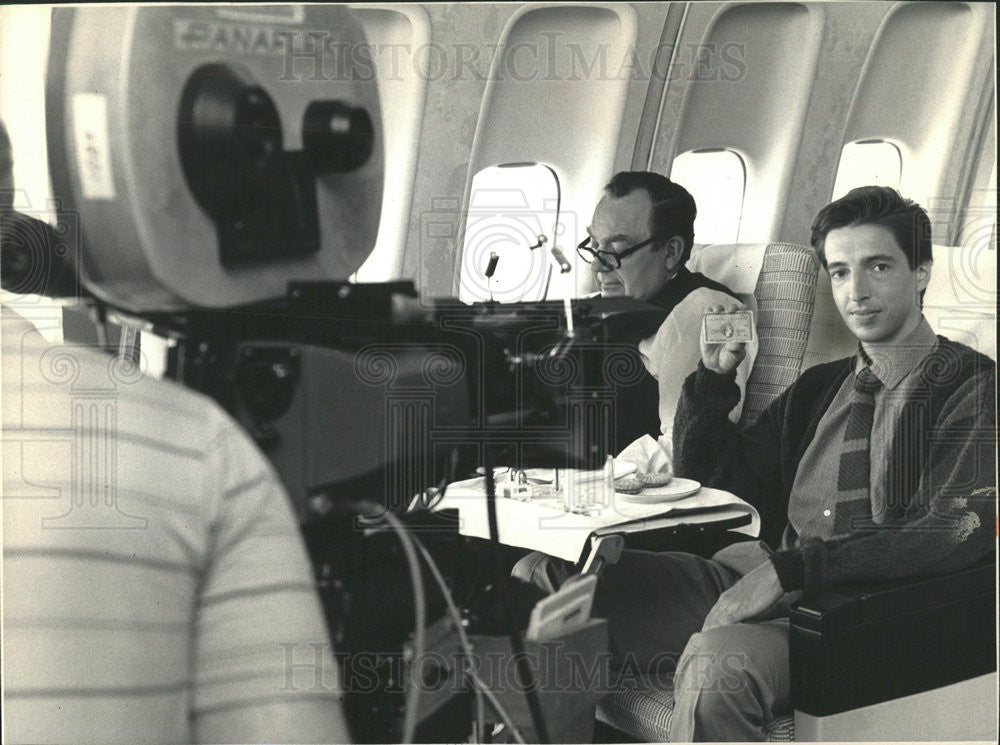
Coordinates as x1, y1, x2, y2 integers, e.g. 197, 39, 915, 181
596, 674, 795, 742
738, 243, 818, 425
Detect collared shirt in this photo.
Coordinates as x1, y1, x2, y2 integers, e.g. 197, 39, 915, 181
784, 317, 939, 546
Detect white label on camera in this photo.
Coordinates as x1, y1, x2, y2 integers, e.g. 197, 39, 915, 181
72, 93, 116, 200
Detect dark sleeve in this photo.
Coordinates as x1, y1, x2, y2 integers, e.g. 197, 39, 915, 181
771, 369, 997, 595
673, 362, 791, 539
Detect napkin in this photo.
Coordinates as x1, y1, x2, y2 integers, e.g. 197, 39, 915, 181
615, 434, 672, 476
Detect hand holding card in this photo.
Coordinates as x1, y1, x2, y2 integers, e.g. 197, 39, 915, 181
703, 309, 756, 344
700, 306, 754, 375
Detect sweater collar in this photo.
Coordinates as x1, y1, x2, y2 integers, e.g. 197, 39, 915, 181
856, 317, 938, 390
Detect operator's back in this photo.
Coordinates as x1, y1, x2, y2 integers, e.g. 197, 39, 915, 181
1, 305, 348, 744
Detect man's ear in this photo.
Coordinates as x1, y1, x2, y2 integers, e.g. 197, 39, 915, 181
916, 260, 932, 293
664, 236, 685, 266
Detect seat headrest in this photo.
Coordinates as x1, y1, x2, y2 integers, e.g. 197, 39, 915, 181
686, 243, 769, 294
923, 244, 996, 359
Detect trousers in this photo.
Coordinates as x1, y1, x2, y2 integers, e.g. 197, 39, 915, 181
512, 542, 792, 742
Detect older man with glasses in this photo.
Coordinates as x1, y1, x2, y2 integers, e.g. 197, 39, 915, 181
578, 171, 757, 461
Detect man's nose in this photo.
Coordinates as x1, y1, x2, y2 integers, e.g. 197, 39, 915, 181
591, 259, 611, 275
848, 272, 870, 301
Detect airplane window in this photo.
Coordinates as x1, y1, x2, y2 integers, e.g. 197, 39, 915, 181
831, 140, 902, 200
458, 163, 562, 304
670, 149, 745, 245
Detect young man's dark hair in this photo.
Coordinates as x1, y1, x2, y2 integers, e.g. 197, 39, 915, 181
604, 171, 697, 263
810, 185, 934, 270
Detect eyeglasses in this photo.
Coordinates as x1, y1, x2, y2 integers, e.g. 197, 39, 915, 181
576, 234, 667, 270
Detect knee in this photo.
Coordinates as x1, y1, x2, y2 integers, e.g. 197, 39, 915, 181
511, 551, 545, 584
674, 629, 753, 704
511, 551, 569, 594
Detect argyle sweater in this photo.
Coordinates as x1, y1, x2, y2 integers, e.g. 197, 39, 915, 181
673, 336, 997, 595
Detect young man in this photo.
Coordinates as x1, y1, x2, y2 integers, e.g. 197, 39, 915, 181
579, 171, 756, 456
585, 186, 995, 741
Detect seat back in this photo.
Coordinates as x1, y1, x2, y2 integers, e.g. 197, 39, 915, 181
791, 560, 997, 741
802, 266, 858, 369
688, 242, 819, 424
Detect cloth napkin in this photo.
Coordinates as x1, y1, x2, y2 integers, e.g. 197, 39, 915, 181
615, 434, 672, 476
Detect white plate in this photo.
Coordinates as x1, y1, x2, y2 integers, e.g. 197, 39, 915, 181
618, 477, 701, 503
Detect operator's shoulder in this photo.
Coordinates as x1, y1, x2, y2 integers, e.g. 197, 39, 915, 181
3, 303, 237, 448
118, 372, 241, 451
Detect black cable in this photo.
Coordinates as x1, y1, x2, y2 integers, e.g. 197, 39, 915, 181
352, 501, 426, 744
483, 456, 550, 743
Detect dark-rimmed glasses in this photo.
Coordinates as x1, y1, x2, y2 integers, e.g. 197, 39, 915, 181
576, 234, 668, 270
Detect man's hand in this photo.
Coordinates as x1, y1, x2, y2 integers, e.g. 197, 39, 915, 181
701, 560, 783, 631
700, 303, 748, 375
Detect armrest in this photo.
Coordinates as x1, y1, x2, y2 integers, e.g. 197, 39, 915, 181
789, 559, 996, 717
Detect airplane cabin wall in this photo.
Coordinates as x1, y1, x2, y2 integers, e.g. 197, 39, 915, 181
773, 1, 894, 248
397, 3, 673, 300
1, 3, 994, 312
391, 1, 994, 303
647, 1, 826, 245
352, 5, 432, 283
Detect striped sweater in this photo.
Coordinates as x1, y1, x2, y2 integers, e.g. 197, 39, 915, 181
2, 305, 347, 744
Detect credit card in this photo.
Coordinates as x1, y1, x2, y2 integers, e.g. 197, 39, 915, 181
702, 310, 755, 344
